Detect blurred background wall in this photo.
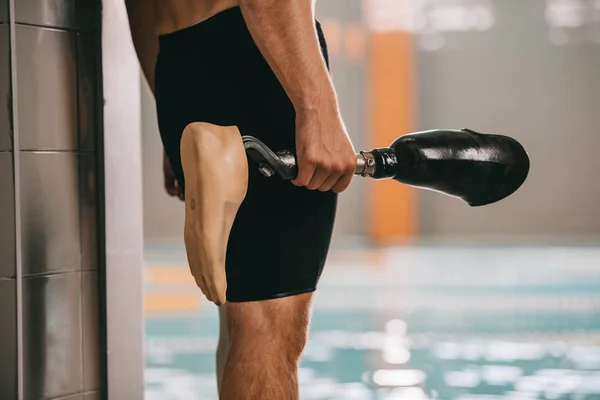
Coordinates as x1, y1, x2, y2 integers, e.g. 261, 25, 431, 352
414, 0, 600, 242
141, 0, 600, 245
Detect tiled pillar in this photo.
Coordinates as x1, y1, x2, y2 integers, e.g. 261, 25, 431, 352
1, 1, 104, 399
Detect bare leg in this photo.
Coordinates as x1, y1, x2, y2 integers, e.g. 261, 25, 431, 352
180, 122, 314, 398
180, 122, 248, 305
219, 293, 314, 400
216, 305, 230, 393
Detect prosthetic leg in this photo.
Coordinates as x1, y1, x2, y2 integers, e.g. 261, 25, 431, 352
244, 128, 530, 206
180, 122, 248, 306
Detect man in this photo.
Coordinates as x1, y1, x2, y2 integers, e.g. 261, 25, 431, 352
125, 0, 355, 398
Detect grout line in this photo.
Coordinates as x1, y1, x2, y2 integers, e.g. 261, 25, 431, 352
18, 149, 97, 154
22, 269, 83, 279
44, 390, 98, 400
15, 21, 80, 33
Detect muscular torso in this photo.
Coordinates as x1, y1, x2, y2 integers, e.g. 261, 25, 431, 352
153, 0, 240, 35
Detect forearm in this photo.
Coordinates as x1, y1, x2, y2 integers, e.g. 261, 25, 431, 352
125, 0, 159, 95
239, 0, 338, 112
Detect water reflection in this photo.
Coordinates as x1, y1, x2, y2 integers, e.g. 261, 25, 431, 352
144, 246, 600, 399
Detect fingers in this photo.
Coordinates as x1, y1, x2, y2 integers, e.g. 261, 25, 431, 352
164, 171, 177, 194
164, 178, 184, 200
176, 182, 184, 201
332, 172, 353, 193
165, 185, 184, 201
294, 154, 355, 192
318, 171, 343, 192
306, 167, 330, 191
291, 158, 316, 187
163, 152, 184, 200
165, 182, 179, 197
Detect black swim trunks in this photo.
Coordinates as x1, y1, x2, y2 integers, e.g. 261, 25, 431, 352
154, 7, 337, 302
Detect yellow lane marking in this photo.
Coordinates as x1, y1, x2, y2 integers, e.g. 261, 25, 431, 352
144, 292, 202, 313
146, 265, 196, 286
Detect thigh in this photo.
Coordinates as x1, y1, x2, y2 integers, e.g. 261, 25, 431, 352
155, 11, 338, 304
224, 292, 314, 347
225, 172, 337, 302
223, 19, 336, 303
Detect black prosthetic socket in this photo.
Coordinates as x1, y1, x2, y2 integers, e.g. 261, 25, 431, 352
370, 128, 530, 206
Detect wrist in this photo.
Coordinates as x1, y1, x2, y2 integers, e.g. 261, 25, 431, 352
293, 92, 339, 117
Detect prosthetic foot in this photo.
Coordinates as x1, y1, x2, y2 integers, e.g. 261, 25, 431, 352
180, 122, 248, 305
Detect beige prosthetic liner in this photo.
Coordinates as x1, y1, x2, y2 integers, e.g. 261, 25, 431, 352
180, 122, 249, 306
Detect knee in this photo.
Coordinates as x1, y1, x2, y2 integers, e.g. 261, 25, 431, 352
180, 122, 244, 164
233, 316, 308, 362
181, 122, 218, 149
273, 322, 309, 362
184, 121, 214, 135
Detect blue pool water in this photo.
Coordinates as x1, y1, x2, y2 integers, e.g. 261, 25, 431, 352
144, 246, 600, 400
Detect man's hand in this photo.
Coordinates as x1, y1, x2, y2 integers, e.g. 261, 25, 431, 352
238, 0, 356, 193
291, 104, 356, 193
163, 151, 184, 200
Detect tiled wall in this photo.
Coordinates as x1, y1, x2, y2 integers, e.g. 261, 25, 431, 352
0, 1, 102, 399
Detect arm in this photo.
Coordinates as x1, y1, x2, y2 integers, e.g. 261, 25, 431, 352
239, 0, 356, 193
125, 0, 159, 95
125, 1, 183, 199
238, 0, 337, 111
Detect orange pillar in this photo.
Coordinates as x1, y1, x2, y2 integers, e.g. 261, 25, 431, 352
367, 30, 416, 244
